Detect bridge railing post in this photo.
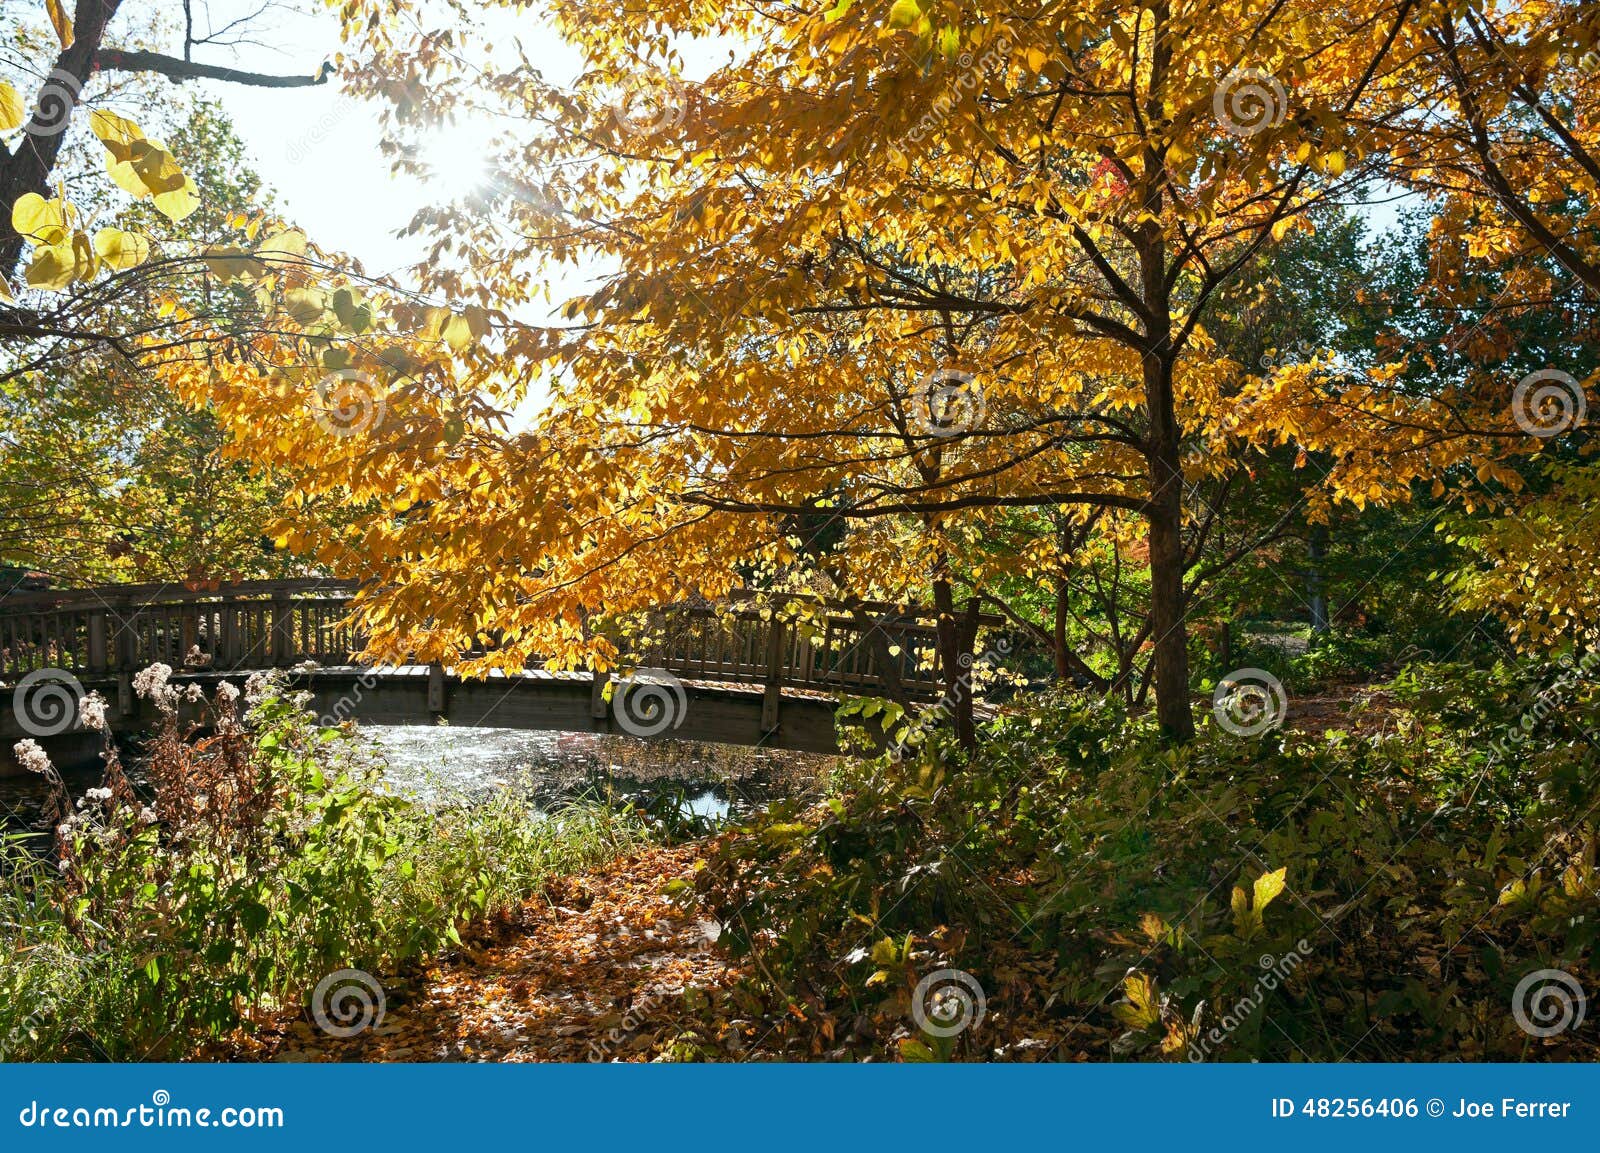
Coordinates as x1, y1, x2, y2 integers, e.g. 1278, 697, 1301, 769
761, 617, 785, 733
271, 595, 296, 666
87, 610, 109, 674
218, 601, 237, 668
112, 599, 135, 715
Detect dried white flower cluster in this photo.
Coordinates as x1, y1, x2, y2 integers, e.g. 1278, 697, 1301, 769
132, 663, 179, 712
12, 738, 53, 776
78, 692, 109, 733
244, 671, 274, 705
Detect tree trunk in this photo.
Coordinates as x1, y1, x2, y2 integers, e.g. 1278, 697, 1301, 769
1053, 580, 1070, 681
1307, 522, 1330, 633
932, 578, 979, 748
1143, 353, 1196, 741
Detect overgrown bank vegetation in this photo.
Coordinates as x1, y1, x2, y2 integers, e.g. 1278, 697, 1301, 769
0, 673, 646, 1061
683, 659, 1598, 1062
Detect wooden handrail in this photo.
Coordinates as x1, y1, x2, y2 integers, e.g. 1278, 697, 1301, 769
0, 580, 991, 712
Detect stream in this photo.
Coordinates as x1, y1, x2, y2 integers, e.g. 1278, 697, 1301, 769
0, 725, 835, 841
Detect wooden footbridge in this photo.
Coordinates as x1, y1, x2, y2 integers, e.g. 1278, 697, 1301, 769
1, 580, 999, 761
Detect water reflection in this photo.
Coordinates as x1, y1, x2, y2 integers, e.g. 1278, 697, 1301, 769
370, 725, 833, 821
1, 726, 834, 838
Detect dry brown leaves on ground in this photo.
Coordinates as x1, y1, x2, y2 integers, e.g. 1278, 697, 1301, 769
217, 844, 740, 1062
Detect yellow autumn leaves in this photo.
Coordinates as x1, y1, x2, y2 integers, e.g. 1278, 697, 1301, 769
3, 107, 200, 293
89, 110, 200, 222
8, 193, 151, 292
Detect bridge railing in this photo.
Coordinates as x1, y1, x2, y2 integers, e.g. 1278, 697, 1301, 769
0, 581, 358, 680
0, 581, 991, 704
625, 603, 946, 699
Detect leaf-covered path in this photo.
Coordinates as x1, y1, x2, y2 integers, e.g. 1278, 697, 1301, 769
224, 845, 738, 1062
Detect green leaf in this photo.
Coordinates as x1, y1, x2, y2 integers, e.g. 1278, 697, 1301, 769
239, 900, 270, 934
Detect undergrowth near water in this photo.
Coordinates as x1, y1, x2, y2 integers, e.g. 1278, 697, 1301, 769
0, 670, 647, 1061
689, 666, 1599, 1061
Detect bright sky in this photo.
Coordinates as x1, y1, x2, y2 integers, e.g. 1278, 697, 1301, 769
199, 3, 580, 282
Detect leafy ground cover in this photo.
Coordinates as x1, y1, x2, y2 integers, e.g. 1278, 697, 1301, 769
197, 656, 1599, 1064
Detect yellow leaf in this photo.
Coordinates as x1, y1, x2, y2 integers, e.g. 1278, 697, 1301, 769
886, 0, 920, 29
1252, 866, 1287, 912
93, 227, 151, 270
25, 243, 76, 290
45, 0, 74, 48
1112, 972, 1162, 1029
284, 287, 327, 325
441, 313, 475, 352
202, 245, 266, 281
11, 193, 68, 245
89, 108, 146, 148
257, 229, 309, 259
0, 82, 25, 132
151, 175, 200, 222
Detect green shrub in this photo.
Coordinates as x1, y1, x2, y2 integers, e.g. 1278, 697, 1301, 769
694, 682, 1599, 1061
